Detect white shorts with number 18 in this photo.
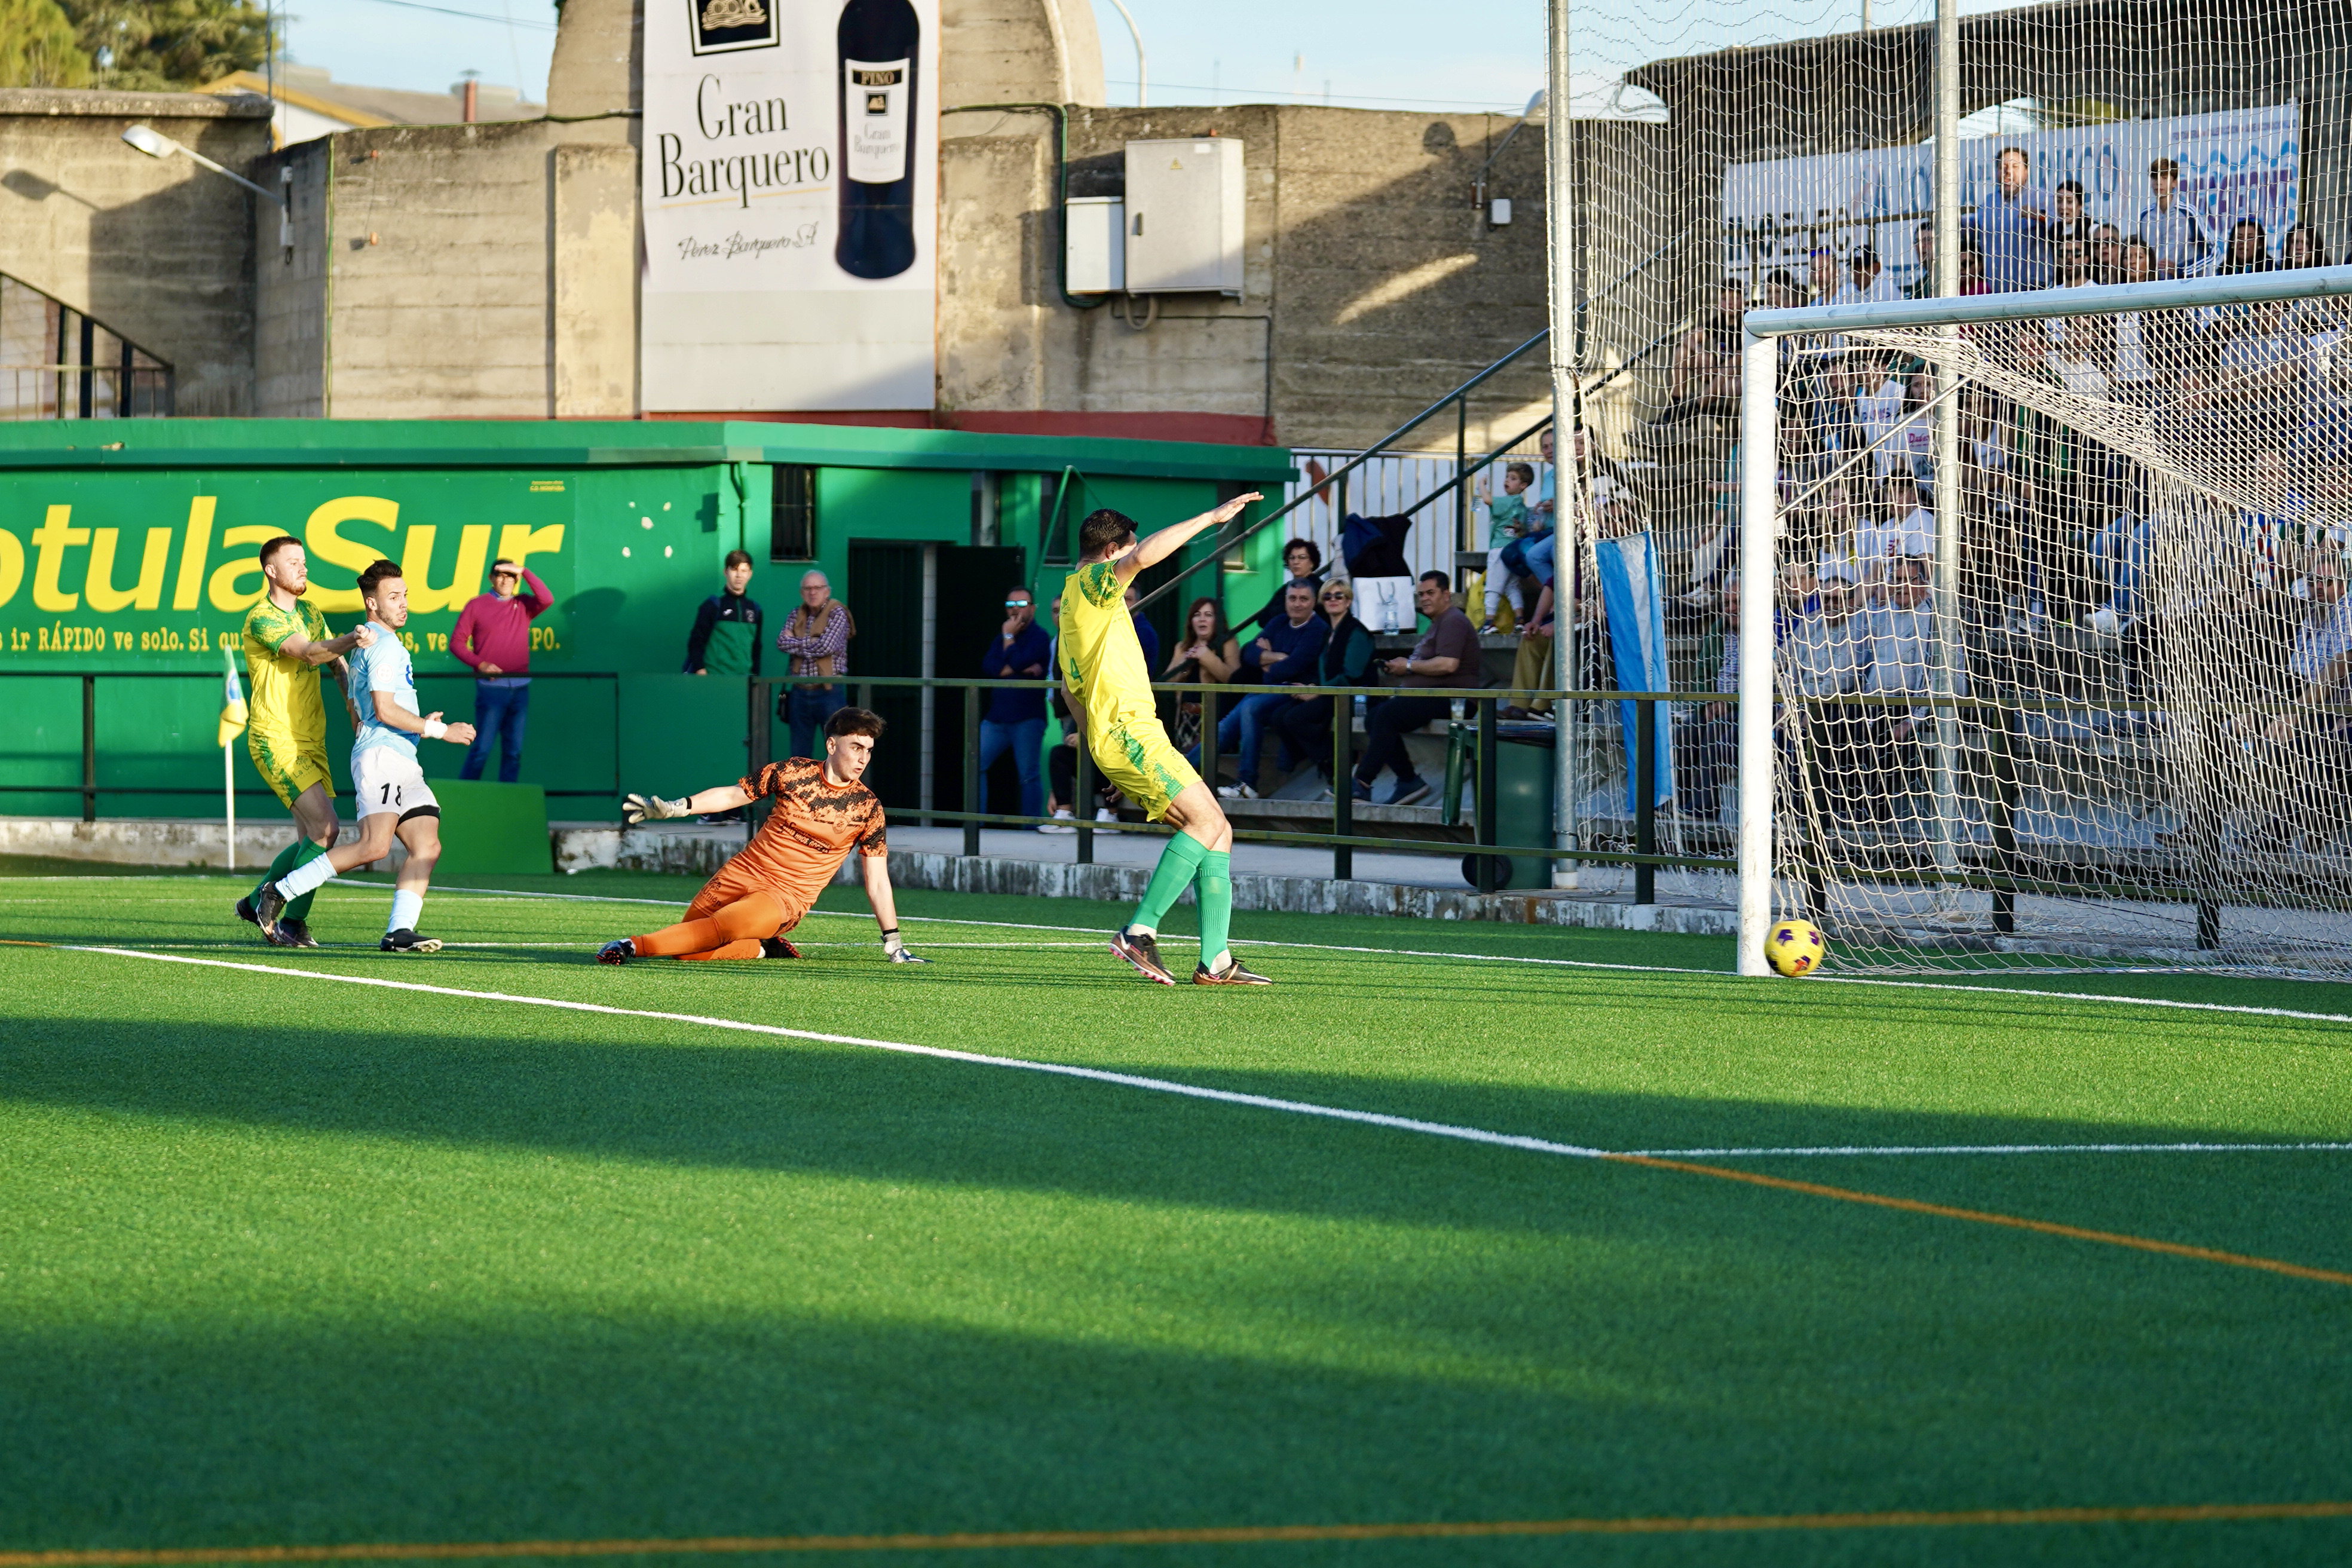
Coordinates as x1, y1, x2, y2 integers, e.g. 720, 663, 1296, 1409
353, 746, 439, 820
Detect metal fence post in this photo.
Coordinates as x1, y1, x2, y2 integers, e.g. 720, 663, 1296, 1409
1474, 694, 1499, 894
1635, 696, 1657, 905
1199, 686, 1219, 798
1332, 689, 1353, 881
81, 673, 96, 823
962, 681, 982, 857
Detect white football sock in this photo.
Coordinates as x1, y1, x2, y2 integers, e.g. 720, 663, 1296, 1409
388, 889, 424, 935
275, 852, 338, 900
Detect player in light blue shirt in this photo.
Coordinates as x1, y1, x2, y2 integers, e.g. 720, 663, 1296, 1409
255, 559, 476, 951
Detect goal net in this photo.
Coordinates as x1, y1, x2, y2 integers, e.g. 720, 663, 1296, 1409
1756, 283, 2352, 975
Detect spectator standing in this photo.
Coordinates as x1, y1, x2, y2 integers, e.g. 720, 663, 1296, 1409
978, 585, 1053, 823
1163, 595, 1241, 754
1962, 146, 2050, 292
1807, 247, 1841, 304
451, 556, 551, 783
684, 549, 762, 676
1351, 572, 1478, 806
1199, 581, 1327, 799
2048, 179, 2095, 255
1788, 567, 1873, 821
1639, 280, 1747, 442
1903, 222, 1937, 299
1272, 579, 1376, 795
776, 569, 854, 760
2137, 157, 2215, 279
1861, 559, 1964, 820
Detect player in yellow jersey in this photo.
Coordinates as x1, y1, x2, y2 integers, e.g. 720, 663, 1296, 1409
233, 535, 375, 947
1062, 498, 1272, 985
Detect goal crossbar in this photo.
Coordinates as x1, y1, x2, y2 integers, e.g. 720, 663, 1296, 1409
1733, 264, 2352, 975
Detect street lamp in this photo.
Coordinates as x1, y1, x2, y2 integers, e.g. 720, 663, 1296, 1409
122, 124, 292, 258
1100, 0, 1145, 108
1474, 88, 1545, 228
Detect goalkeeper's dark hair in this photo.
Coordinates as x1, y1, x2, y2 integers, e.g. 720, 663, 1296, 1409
1077, 508, 1139, 558
825, 706, 887, 741
357, 559, 403, 601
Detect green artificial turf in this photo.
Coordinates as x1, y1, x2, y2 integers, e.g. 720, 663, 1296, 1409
2, 866, 2350, 1566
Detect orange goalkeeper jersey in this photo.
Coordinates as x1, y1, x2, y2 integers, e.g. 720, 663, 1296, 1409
685, 757, 889, 925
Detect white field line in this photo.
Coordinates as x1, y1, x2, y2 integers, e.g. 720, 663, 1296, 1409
47, 945, 2352, 1163
1625, 1141, 2352, 1157
13, 876, 2352, 1027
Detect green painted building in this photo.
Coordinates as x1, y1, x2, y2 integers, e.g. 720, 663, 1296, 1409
0, 420, 1295, 820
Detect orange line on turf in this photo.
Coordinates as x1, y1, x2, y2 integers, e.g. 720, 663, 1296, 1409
1610, 1154, 2352, 1287
7, 1500, 2351, 1562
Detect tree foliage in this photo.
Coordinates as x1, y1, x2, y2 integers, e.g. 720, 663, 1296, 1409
57, 0, 268, 90
0, 0, 95, 87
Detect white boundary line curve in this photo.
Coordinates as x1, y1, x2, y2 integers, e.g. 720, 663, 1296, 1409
11, 875, 2352, 1025
42, 945, 2352, 1162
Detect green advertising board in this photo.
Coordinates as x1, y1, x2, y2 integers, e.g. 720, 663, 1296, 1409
0, 419, 1293, 822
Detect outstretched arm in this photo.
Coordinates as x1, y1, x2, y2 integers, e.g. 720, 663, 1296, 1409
1114, 492, 1264, 584
623, 781, 754, 823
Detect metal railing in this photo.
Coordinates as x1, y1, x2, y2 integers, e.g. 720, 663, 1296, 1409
0, 670, 621, 822
757, 673, 1730, 899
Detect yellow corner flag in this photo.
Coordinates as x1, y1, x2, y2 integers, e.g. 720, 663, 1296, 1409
217, 640, 247, 748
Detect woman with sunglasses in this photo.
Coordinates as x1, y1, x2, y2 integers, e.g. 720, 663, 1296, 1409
1271, 579, 1375, 797
1162, 595, 1241, 754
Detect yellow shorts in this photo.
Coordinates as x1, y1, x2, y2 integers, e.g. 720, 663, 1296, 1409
248, 733, 335, 810
1090, 714, 1200, 822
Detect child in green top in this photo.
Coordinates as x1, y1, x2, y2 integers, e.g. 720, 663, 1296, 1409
1475, 462, 1538, 630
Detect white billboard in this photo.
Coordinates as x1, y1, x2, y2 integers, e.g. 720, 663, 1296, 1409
1724, 104, 2300, 294
641, 0, 939, 412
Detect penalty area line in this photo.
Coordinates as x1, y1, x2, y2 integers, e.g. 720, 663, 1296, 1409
7, 1499, 2352, 1564
51, 945, 2352, 1291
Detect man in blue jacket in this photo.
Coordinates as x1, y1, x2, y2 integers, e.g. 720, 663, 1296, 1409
979, 585, 1054, 822
1192, 581, 1327, 800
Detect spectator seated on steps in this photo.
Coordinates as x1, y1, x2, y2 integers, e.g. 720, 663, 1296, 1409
1351, 572, 1479, 807
1188, 581, 1327, 800
1235, 538, 1331, 636
1272, 578, 1377, 797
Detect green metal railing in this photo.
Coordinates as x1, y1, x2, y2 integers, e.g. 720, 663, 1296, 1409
0, 669, 622, 822
758, 673, 1731, 898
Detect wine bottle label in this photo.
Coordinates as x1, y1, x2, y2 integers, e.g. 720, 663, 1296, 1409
843, 57, 910, 185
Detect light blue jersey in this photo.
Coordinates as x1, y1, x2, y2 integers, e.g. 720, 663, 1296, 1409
350, 626, 419, 760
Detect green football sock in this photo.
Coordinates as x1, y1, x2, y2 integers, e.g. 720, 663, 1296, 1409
252, 838, 312, 905
260, 838, 327, 920
1130, 831, 1209, 934
1196, 850, 1233, 974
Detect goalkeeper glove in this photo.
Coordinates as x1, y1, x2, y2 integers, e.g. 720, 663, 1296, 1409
881, 927, 929, 964
622, 792, 691, 826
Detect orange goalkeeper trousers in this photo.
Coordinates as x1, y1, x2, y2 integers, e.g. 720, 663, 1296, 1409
631, 890, 791, 961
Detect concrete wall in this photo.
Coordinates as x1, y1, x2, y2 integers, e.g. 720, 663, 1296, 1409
935, 105, 1644, 452
0, 89, 270, 416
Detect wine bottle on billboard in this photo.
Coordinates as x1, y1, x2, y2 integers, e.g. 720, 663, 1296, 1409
836, 0, 920, 279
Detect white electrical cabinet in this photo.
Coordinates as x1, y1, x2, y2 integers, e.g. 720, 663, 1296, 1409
1064, 195, 1126, 294
1122, 137, 1245, 297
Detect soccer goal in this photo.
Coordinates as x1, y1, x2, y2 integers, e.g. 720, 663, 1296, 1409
1735, 265, 2352, 978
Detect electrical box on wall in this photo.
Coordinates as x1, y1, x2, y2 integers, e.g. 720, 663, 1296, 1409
1122, 137, 1245, 297
1064, 196, 1126, 294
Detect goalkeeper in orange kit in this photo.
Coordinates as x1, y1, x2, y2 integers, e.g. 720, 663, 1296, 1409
596, 706, 927, 965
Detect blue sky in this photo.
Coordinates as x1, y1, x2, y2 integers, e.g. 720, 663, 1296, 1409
274, 0, 1955, 111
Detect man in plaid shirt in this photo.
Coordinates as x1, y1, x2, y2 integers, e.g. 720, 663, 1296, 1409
777, 569, 855, 759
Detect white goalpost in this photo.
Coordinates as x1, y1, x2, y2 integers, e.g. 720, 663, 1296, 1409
1738, 263, 2352, 976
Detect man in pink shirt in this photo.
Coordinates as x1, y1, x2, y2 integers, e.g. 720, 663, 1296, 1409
450, 557, 552, 782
